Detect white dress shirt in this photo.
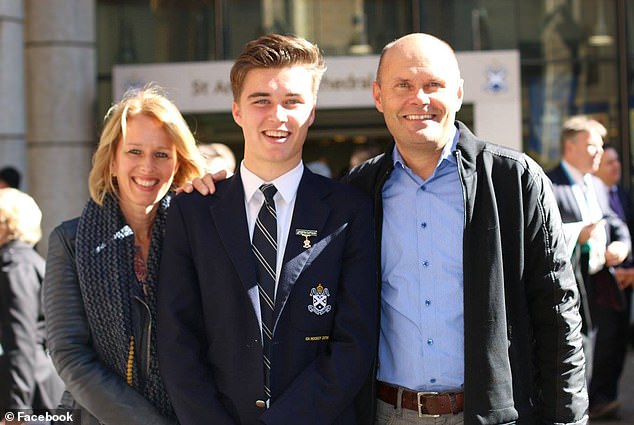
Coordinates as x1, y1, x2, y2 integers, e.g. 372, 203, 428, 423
561, 160, 606, 274
241, 160, 303, 297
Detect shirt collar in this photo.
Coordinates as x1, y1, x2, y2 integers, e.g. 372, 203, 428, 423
594, 177, 612, 194
560, 159, 587, 187
392, 125, 459, 174
241, 161, 304, 204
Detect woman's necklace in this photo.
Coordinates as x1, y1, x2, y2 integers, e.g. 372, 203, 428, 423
133, 244, 149, 296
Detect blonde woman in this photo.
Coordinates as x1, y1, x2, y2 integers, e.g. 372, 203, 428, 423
0, 188, 63, 421
43, 85, 207, 425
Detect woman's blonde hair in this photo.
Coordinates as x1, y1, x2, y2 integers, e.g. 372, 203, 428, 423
89, 84, 204, 205
0, 188, 42, 246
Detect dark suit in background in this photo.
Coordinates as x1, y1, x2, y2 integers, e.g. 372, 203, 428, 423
616, 186, 634, 350
588, 183, 633, 412
547, 164, 630, 337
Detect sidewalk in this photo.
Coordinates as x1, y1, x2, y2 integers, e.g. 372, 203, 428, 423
591, 348, 634, 424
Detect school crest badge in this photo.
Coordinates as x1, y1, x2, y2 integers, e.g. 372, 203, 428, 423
308, 284, 331, 315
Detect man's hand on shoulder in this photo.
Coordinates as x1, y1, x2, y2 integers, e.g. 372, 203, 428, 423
177, 170, 228, 195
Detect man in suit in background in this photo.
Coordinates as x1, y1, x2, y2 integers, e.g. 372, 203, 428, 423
157, 34, 377, 425
546, 116, 630, 387
589, 145, 633, 419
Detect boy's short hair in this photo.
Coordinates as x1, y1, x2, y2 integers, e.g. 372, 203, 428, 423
230, 34, 326, 101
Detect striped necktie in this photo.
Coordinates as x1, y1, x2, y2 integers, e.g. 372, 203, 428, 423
251, 183, 278, 399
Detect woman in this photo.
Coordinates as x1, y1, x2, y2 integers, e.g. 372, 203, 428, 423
43, 85, 205, 424
0, 188, 64, 419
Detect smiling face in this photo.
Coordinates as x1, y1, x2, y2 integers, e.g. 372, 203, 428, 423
112, 113, 179, 215
232, 65, 316, 181
373, 34, 464, 156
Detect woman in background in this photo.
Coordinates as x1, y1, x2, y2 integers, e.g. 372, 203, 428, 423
0, 188, 64, 420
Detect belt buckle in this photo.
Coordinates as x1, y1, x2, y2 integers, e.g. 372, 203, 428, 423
416, 391, 440, 418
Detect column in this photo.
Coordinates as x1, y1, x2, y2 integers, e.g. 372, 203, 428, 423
25, 0, 96, 254
0, 1, 26, 182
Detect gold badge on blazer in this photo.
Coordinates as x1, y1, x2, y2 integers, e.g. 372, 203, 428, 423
308, 283, 331, 315
295, 229, 317, 249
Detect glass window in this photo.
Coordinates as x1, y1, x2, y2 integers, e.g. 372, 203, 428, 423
520, 0, 619, 167
96, 0, 417, 165
97, 0, 627, 175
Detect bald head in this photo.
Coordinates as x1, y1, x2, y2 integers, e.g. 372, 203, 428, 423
376, 33, 461, 84
371, 33, 464, 176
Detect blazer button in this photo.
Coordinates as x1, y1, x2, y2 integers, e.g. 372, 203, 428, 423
255, 400, 266, 408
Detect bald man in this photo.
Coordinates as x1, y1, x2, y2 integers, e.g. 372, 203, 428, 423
344, 33, 588, 425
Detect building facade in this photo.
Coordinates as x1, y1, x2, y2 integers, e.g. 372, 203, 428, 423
1, 0, 632, 253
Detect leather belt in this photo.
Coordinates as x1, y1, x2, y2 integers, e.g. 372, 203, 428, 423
377, 381, 464, 417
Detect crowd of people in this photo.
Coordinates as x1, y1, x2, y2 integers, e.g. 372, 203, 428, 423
0, 30, 632, 425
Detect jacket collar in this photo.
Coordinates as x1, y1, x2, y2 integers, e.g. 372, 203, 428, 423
454, 121, 485, 178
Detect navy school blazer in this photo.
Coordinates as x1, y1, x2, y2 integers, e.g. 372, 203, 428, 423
157, 167, 378, 425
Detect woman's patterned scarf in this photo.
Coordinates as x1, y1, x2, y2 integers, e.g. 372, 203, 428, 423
75, 193, 174, 418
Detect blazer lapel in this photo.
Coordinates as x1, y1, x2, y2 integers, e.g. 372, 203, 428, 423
273, 171, 331, 328
209, 172, 259, 299
552, 165, 584, 222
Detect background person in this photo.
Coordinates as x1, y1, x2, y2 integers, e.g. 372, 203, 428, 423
43, 85, 205, 425
546, 116, 630, 389
0, 188, 63, 423
0, 168, 21, 190
589, 145, 633, 419
305, 158, 333, 177
198, 142, 236, 176
336, 142, 382, 179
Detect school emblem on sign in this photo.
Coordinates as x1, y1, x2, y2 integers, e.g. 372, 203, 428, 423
308, 284, 331, 315
484, 65, 507, 94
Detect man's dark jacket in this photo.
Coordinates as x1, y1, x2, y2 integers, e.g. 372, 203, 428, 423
344, 122, 588, 425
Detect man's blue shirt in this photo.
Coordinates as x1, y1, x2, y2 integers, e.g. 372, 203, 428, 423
377, 131, 465, 391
